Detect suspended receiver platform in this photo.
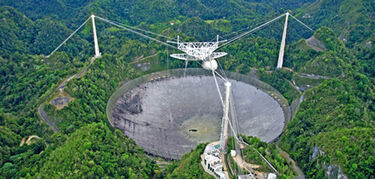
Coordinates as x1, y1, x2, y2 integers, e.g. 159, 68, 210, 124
168, 36, 227, 70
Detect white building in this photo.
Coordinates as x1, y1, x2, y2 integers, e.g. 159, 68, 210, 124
268, 173, 277, 179
203, 144, 227, 179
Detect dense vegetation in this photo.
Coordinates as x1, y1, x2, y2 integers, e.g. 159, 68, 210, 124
1, 111, 55, 178
280, 75, 375, 178
280, 27, 375, 178
163, 144, 214, 179
0, 0, 374, 178
36, 123, 156, 178
240, 136, 295, 178
44, 53, 137, 133
0, 117, 156, 178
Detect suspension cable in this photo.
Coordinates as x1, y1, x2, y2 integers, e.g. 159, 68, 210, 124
95, 16, 178, 49
47, 16, 91, 58
195, 60, 227, 107
167, 45, 170, 72
214, 69, 228, 82
229, 91, 240, 141
255, 149, 280, 175
196, 60, 228, 83
104, 18, 173, 40
289, 14, 314, 31
184, 60, 188, 77
220, 22, 261, 41
211, 68, 225, 108
217, 58, 228, 79
221, 27, 249, 39
218, 13, 286, 49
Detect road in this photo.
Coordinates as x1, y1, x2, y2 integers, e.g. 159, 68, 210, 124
76, 57, 96, 78
287, 79, 302, 92
38, 104, 60, 132
296, 72, 330, 80
231, 152, 259, 178
129, 52, 159, 65
277, 146, 305, 179
38, 57, 99, 132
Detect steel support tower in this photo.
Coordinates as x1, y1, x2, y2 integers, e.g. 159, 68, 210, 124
219, 81, 231, 153
91, 15, 101, 58
277, 12, 289, 69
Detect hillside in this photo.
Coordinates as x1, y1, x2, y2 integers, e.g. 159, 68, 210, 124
36, 123, 156, 178
163, 144, 214, 178
0, 0, 374, 178
280, 74, 375, 178
280, 24, 375, 178
298, 0, 375, 77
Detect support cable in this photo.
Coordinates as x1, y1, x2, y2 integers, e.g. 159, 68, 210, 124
47, 16, 91, 58
211, 68, 225, 108
95, 16, 178, 49
218, 13, 286, 49
167, 46, 170, 72
196, 60, 228, 83
255, 149, 280, 175
289, 14, 314, 31
217, 58, 228, 79
184, 60, 188, 77
229, 92, 240, 141
241, 141, 280, 176
195, 60, 227, 108
221, 27, 249, 39
104, 18, 173, 40
229, 90, 247, 176
228, 118, 240, 142
194, 60, 228, 109
214, 69, 228, 82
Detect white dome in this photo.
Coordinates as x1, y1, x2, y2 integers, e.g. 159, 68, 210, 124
202, 60, 218, 70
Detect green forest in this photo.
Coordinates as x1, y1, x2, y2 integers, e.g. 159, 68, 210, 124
1, 0, 375, 178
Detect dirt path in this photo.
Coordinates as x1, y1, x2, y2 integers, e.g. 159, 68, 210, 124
25, 135, 41, 145
233, 153, 261, 170
20, 135, 41, 146
19, 137, 25, 146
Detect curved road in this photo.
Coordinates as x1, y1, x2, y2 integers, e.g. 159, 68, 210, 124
38, 57, 99, 132
38, 104, 60, 132
277, 146, 305, 179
